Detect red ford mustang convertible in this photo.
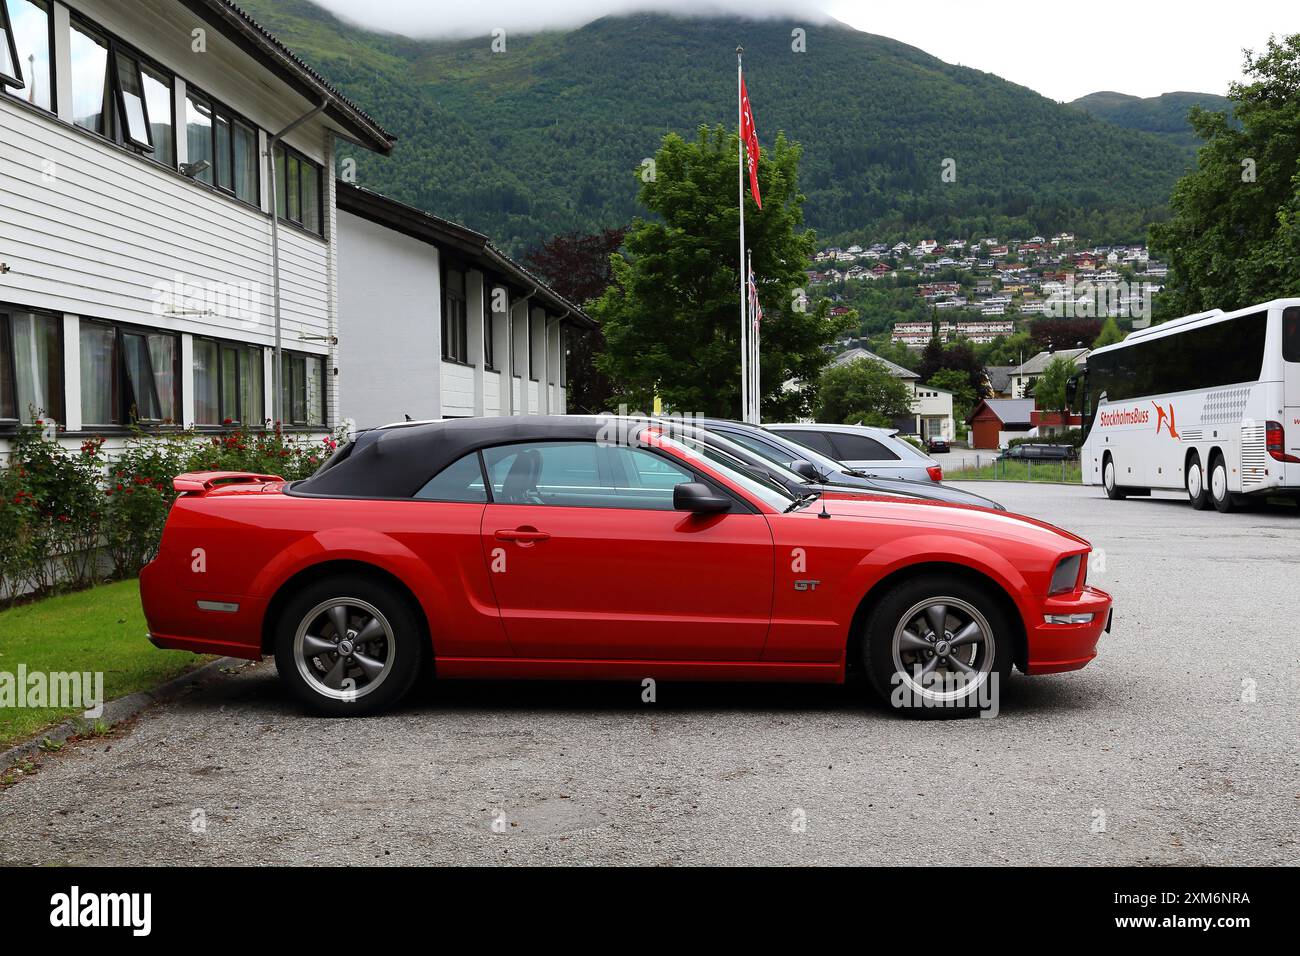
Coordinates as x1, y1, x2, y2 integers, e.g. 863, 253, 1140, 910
140, 417, 1112, 717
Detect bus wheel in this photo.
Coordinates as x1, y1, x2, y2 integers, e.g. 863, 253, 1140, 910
1103, 456, 1126, 500
1209, 453, 1236, 513
1187, 454, 1210, 510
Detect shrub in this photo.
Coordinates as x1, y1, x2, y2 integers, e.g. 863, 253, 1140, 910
0, 424, 343, 601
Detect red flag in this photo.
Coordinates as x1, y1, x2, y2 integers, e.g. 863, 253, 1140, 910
740, 73, 762, 209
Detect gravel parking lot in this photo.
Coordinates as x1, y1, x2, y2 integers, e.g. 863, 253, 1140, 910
2, 482, 1297, 866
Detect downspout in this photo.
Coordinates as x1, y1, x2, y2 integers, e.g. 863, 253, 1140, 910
267, 97, 331, 425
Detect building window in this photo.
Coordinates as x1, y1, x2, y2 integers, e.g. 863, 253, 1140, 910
79, 321, 178, 426
274, 144, 323, 236
0, 0, 53, 112
68, 20, 109, 135
442, 267, 468, 363
186, 89, 257, 204
483, 284, 499, 371
194, 338, 263, 426
67, 17, 176, 164
279, 350, 325, 427
0, 307, 62, 424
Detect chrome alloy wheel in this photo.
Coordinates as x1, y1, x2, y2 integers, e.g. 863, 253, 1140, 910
891, 596, 995, 703
294, 597, 396, 701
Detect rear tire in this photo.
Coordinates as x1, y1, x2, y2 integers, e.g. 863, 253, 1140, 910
1187, 453, 1210, 510
860, 574, 1012, 718
1209, 453, 1236, 513
274, 575, 424, 716
1103, 456, 1127, 500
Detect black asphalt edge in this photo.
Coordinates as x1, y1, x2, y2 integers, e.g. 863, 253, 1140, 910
0, 656, 258, 769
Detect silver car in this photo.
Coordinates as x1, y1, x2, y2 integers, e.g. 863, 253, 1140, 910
767, 422, 943, 482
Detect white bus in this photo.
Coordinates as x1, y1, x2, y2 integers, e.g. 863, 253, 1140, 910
1073, 298, 1300, 511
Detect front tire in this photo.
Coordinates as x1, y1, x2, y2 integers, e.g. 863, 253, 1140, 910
1209, 453, 1236, 514
1187, 454, 1210, 510
274, 575, 424, 716
1103, 456, 1127, 500
860, 574, 1012, 717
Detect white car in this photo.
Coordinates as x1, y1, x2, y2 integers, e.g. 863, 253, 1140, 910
766, 423, 944, 482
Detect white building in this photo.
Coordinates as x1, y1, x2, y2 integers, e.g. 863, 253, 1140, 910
0, 0, 394, 454
336, 186, 591, 429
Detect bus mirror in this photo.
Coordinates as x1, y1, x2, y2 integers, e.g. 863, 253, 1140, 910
1065, 376, 1079, 412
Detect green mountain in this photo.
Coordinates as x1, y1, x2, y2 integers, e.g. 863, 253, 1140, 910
1068, 90, 1233, 149
240, 1, 1196, 253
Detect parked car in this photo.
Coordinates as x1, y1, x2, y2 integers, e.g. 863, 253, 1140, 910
141, 416, 1109, 717
698, 419, 1005, 511
767, 422, 944, 481
1000, 443, 1077, 462
926, 437, 951, 454
664, 421, 1000, 511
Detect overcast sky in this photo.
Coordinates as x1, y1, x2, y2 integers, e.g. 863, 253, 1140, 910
310, 0, 1300, 102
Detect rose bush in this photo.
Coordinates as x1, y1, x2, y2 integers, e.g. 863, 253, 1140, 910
0, 423, 339, 602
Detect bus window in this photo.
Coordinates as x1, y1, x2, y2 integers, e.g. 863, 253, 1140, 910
1285, 307, 1300, 363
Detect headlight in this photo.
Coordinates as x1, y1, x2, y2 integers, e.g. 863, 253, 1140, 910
1049, 554, 1082, 595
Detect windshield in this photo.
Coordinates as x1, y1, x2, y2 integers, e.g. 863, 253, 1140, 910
647, 430, 797, 511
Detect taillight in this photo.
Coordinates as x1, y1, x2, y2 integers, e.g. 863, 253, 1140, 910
927, 465, 943, 482
1265, 421, 1300, 463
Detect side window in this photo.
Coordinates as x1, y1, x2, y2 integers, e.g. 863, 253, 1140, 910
828, 433, 899, 461
482, 441, 693, 510
1283, 307, 1300, 363
773, 429, 838, 458
414, 452, 487, 502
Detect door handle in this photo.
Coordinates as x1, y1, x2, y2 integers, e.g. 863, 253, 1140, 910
495, 528, 551, 543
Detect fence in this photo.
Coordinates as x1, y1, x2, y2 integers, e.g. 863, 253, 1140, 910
943, 454, 1083, 484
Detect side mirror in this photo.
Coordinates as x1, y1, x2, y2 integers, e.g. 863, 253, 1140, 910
673, 481, 732, 514
790, 460, 822, 482
1065, 375, 1079, 413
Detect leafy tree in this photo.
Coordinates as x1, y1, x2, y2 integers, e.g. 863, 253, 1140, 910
1028, 317, 1101, 351
815, 360, 914, 425
1150, 35, 1300, 315
927, 368, 977, 420
918, 335, 946, 381
978, 331, 1034, 367
1093, 315, 1125, 347
592, 126, 851, 418
1032, 356, 1076, 413
522, 228, 627, 413
863, 336, 919, 371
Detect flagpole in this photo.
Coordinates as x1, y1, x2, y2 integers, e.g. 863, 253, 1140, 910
737, 46, 749, 423
749, 248, 759, 423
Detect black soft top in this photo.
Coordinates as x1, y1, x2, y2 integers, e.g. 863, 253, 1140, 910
292, 416, 631, 498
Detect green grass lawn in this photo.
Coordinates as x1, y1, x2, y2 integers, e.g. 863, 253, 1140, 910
947, 458, 1083, 483
0, 579, 209, 751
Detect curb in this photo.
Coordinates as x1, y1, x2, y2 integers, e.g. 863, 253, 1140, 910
0, 656, 254, 770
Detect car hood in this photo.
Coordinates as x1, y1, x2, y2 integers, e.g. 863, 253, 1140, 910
800, 494, 1091, 550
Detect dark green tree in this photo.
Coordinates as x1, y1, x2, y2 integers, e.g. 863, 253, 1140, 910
814, 360, 914, 426
1150, 35, 1300, 316
1093, 316, 1125, 347
592, 126, 852, 418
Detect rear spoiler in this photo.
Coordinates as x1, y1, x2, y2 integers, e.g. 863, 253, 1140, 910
173, 471, 285, 494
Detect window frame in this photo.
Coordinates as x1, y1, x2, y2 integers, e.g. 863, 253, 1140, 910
277, 348, 327, 428
79, 318, 181, 429
0, 0, 22, 88
483, 281, 500, 372
441, 263, 469, 364
186, 83, 260, 207
192, 335, 264, 427
0, 303, 64, 426
1, 0, 55, 114
66, 13, 177, 159
275, 142, 324, 236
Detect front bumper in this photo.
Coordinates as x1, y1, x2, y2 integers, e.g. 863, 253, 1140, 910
1023, 585, 1113, 675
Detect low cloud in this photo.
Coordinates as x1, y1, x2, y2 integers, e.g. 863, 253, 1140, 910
308, 0, 831, 39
